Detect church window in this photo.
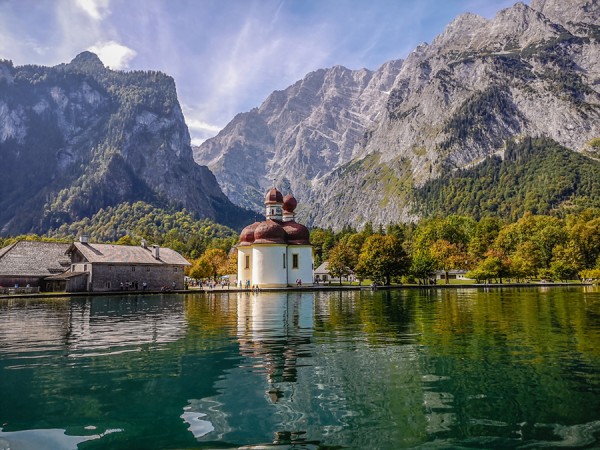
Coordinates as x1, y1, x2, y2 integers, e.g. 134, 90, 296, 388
245, 255, 250, 269
283, 253, 286, 269
292, 254, 299, 269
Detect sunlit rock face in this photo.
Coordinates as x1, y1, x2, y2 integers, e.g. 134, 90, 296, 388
194, 0, 600, 229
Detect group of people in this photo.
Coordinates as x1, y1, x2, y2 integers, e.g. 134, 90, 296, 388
119, 281, 177, 291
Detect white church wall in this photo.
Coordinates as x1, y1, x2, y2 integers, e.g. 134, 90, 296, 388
237, 247, 252, 287
287, 246, 313, 286
252, 245, 287, 287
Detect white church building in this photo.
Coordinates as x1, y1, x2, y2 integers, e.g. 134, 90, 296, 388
237, 188, 313, 288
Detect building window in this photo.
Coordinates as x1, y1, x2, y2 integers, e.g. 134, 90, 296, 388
105, 281, 111, 289
131, 266, 136, 272
283, 253, 286, 269
245, 255, 250, 269
292, 254, 299, 269
83, 264, 87, 271
174, 267, 178, 272
147, 267, 150, 272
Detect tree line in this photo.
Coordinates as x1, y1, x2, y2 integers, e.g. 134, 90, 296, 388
2, 207, 599, 286
312, 210, 600, 285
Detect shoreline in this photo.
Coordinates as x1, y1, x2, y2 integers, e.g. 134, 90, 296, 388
0, 282, 594, 300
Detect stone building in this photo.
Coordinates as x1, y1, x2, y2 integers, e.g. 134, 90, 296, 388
0, 241, 72, 291
0, 237, 190, 293
237, 188, 313, 288
65, 236, 190, 292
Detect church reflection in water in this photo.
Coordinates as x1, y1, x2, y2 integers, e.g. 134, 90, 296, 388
187, 290, 439, 448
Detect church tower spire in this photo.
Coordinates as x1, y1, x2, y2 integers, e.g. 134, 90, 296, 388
264, 186, 283, 221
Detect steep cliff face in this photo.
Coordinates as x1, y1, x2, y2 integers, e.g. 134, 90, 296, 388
194, 60, 404, 212
194, 0, 600, 229
0, 52, 254, 235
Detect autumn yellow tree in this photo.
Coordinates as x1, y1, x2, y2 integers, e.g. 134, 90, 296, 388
193, 248, 228, 280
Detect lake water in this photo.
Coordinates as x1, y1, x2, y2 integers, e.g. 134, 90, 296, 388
1, 287, 599, 449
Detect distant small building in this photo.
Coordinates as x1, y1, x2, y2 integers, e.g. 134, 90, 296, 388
0, 241, 72, 291
314, 261, 354, 284
314, 261, 331, 282
435, 270, 472, 281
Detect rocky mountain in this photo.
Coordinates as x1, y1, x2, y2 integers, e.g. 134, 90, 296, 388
194, 60, 404, 212
194, 0, 600, 229
0, 52, 255, 236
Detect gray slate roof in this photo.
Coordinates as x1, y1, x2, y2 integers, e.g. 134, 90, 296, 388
314, 261, 330, 274
70, 242, 190, 266
0, 241, 72, 276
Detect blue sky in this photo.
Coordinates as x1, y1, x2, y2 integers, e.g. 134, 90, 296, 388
0, 0, 522, 144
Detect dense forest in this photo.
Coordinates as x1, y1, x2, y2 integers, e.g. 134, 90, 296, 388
0, 201, 238, 260
414, 138, 600, 220
310, 209, 600, 285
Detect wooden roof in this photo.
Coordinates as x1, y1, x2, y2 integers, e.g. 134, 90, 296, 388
0, 241, 72, 277
69, 242, 190, 266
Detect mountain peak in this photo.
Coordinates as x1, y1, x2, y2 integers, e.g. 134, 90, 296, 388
68, 51, 106, 72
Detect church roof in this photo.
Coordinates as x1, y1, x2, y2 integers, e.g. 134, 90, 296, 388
253, 219, 287, 244
282, 221, 310, 245
238, 188, 310, 246
265, 187, 284, 204
282, 194, 297, 212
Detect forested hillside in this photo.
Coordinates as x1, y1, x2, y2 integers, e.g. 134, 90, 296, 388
414, 138, 600, 220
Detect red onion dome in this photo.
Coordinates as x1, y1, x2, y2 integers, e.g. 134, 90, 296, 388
282, 194, 297, 213
265, 187, 284, 204
283, 221, 310, 245
253, 219, 286, 244
239, 222, 259, 246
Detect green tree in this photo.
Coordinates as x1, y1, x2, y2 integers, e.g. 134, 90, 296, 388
477, 249, 511, 283
469, 216, 503, 262
311, 228, 336, 267
355, 235, 409, 285
327, 242, 357, 285
410, 249, 437, 285
509, 242, 540, 281
550, 243, 582, 281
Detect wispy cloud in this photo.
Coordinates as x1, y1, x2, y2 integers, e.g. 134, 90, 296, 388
88, 41, 137, 69
75, 0, 111, 21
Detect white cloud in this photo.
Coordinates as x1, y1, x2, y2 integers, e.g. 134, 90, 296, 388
186, 118, 223, 134
75, 0, 111, 21
181, 105, 224, 144
88, 41, 137, 69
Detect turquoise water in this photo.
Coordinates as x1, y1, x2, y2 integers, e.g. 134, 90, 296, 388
0, 287, 599, 449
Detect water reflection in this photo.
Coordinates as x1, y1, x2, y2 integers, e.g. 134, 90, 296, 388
0, 287, 599, 449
